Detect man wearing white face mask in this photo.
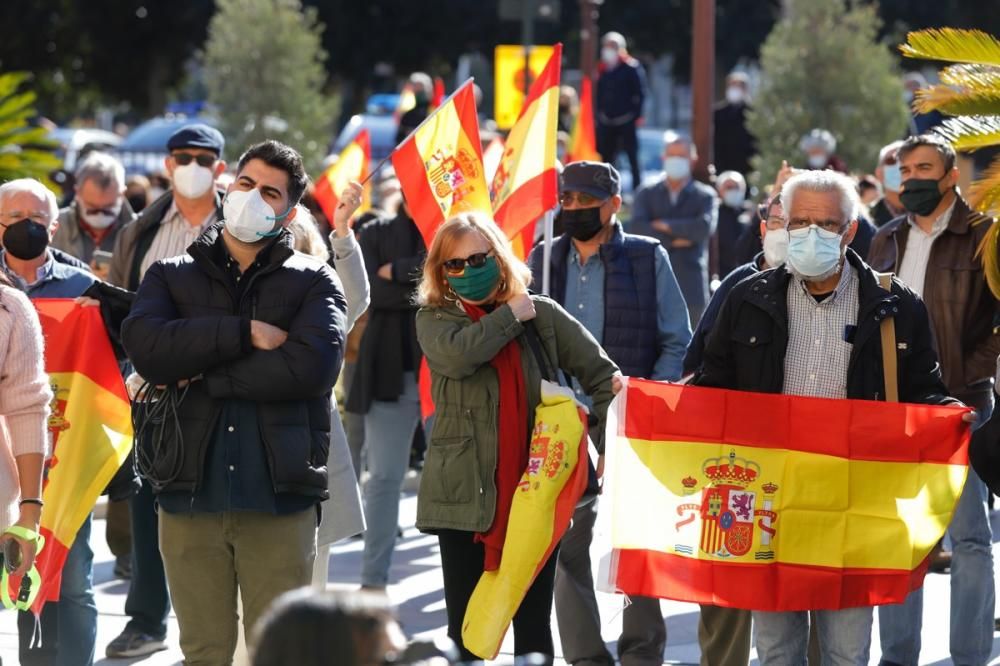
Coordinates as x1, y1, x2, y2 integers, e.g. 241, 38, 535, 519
713, 72, 756, 178
871, 140, 905, 227
121, 140, 347, 663
595, 31, 647, 189
799, 128, 848, 173
694, 169, 964, 665
632, 132, 718, 326
53, 151, 134, 276
105, 123, 227, 659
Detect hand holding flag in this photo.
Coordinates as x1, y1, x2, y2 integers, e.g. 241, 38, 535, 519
332, 181, 365, 236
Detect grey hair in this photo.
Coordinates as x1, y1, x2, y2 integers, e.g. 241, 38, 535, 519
663, 131, 696, 158
716, 170, 746, 194
75, 151, 126, 192
781, 170, 860, 225
799, 128, 837, 154
0, 178, 59, 224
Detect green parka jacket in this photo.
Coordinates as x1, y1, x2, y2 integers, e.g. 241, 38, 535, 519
414, 295, 619, 533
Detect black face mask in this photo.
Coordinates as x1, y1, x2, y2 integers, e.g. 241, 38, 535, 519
900, 175, 949, 217
558, 206, 605, 241
127, 194, 147, 212
2, 219, 49, 260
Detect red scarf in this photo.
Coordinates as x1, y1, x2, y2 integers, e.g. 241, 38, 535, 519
465, 302, 528, 571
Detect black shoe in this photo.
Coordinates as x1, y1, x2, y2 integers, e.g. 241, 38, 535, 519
106, 629, 167, 658
112, 554, 132, 579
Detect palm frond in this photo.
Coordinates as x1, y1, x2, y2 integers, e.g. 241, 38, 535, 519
914, 85, 1000, 116
901, 28, 1000, 66
933, 115, 1000, 151
939, 63, 1000, 90
973, 158, 1000, 298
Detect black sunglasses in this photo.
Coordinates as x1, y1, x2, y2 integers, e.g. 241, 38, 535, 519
443, 251, 492, 275
172, 152, 217, 167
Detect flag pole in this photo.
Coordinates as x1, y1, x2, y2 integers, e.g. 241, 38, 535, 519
541, 208, 554, 295
361, 78, 477, 186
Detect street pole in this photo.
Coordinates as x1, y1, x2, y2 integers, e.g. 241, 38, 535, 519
579, 0, 602, 83
691, 0, 715, 183
522, 0, 536, 99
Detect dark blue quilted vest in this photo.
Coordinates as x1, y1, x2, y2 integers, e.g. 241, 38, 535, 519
538, 224, 659, 377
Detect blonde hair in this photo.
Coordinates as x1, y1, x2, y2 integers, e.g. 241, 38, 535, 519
417, 211, 531, 307
288, 205, 330, 262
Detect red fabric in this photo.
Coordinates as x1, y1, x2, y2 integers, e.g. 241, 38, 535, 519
465, 303, 528, 571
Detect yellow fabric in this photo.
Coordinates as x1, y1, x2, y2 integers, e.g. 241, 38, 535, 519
462, 385, 585, 659
321, 137, 370, 212
493, 45, 556, 129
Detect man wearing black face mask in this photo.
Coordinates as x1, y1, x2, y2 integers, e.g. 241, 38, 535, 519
528, 161, 691, 666
869, 134, 1000, 666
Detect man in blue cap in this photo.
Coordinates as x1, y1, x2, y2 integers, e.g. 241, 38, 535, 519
105, 123, 226, 658
528, 160, 691, 666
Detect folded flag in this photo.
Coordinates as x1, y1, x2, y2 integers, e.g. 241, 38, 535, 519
598, 379, 970, 611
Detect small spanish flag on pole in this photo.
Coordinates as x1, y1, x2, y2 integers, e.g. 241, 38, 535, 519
313, 130, 371, 224
491, 43, 562, 260
24, 300, 132, 614
391, 79, 492, 248
567, 76, 600, 164
598, 379, 971, 611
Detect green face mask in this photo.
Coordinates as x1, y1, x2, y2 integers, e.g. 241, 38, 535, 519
446, 255, 501, 302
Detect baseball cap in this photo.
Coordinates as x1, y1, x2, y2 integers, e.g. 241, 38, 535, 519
561, 161, 621, 199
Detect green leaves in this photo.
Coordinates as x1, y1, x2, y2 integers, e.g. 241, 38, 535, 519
0, 73, 60, 187
901, 29, 1000, 67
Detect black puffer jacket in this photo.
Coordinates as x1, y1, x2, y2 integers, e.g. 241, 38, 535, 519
121, 224, 347, 497
694, 249, 954, 406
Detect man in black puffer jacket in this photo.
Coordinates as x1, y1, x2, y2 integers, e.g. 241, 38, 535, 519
122, 140, 347, 664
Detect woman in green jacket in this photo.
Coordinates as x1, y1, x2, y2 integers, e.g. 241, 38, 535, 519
415, 211, 618, 661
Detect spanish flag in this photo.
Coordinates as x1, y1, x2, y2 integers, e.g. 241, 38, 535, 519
26, 300, 132, 613
567, 76, 600, 164
492, 43, 562, 259
392, 79, 492, 247
313, 129, 371, 223
599, 379, 970, 611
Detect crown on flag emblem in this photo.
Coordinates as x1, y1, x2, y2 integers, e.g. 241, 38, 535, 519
702, 450, 760, 488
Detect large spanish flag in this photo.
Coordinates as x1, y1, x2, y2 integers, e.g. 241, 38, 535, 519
392, 80, 491, 247
313, 129, 371, 223
598, 379, 970, 611
567, 76, 600, 164
25, 300, 132, 613
492, 43, 561, 259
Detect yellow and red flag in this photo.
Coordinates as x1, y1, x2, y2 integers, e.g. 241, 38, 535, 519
431, 76, 446, 110
313, 129, 371, 223
483, 136, 506, 185
492, 43, 562, 259
599, 379, 970, 611
392, 79, 491, 248
567, 76, 600, 164
24, 300, 132, 613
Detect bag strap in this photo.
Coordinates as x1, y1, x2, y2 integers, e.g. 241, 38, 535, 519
877, 272, 899, 403
522, 320, 556, 384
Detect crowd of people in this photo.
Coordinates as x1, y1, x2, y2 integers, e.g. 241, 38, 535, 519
0, 28, 998, 666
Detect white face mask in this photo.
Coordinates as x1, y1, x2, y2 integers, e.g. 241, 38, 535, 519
725, 85, 745, 105
172, 163, 216, 199
762, 228, 789, 267
223, 188, 288, 244
77, 199, 120, 230
807, 153, 828, 169
601, 47, 620, 66
664, 156, 691, 181
722, 189, 745, 208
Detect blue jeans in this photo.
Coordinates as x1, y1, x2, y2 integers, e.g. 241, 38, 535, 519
18, 514, 97, 666
879, 404, 996, 666
753, 606, 873, 666
360, 372, 420, 587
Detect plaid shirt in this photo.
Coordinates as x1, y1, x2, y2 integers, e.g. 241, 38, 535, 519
783, 263, 860, 399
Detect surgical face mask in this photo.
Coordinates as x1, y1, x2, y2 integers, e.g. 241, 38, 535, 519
807, 153, 828, 169
762, 228, 789, 267
726, 85, 745, 105
172, 163, 215, 199
722, 189, 745, 208
882, 163, 902, 193
558, 205, 605, 241
78, 199, 120, 230
446, 255, 501, 302
786, 225, 844, 278
2, 218, 50, 260
903, 90, 915, 104
664, 156, 691, 181
601, 47, 619, 66
900, 175, 948, 217
223, 188, 289, 244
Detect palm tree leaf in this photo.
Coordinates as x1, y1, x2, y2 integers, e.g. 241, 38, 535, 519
901, 28, 1000, 66
933, 115, 1000, 151
914, 85, 1000, 116
940, 64, 1000, 90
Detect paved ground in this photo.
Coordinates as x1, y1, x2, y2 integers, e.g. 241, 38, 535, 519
3, 487, 1000, 665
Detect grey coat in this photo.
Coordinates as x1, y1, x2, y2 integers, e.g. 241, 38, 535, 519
318, 232, 371, 546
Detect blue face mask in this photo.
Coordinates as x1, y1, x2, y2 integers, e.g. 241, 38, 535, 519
786, 225, 844, 278
882, 163, 902, 193
664, 157, 691, 181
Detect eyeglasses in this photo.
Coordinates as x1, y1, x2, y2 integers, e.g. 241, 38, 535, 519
172, 152, 217, 167
559, 192, 607, 207
787, 218, 848, 233
443, 251, 492, 275
757, 200, 786, 227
